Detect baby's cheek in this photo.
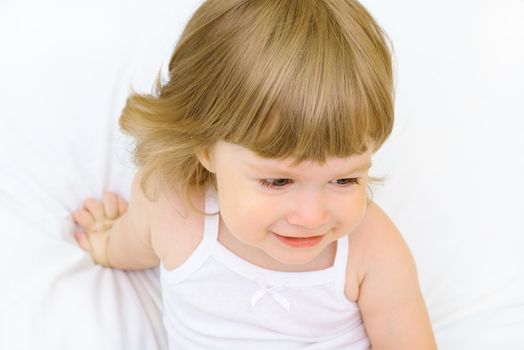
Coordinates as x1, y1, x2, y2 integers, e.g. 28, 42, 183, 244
230, 201, 269, 240
219, 199, 250, 232
238, 201, 263, 226
346, 203, 368, 233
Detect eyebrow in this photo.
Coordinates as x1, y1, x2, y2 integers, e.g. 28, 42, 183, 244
245, 161, 373, 177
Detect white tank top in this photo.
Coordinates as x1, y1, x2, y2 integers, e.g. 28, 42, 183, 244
160, 186, 370, 349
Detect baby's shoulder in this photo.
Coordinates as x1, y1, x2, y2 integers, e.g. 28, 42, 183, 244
349, 201, 404, 254
147, 182, 207, 269
345, 201, 411, 301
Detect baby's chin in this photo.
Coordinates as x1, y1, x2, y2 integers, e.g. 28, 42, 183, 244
264, 240, 333, 271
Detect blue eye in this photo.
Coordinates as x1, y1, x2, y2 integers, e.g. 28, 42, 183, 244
259, 179, 291, 189
335, 178, 360, 186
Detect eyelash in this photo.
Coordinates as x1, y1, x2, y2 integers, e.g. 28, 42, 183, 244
258, 178, 360, 189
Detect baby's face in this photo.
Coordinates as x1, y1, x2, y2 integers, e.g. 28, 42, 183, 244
200, 140, 373, 266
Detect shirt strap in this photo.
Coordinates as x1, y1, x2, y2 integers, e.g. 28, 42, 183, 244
332, 235, 350, 301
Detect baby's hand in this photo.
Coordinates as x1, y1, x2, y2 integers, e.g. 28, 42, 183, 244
72, 192, 128, 267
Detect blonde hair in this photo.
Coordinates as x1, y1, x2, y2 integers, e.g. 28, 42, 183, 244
120, 0, 395, 213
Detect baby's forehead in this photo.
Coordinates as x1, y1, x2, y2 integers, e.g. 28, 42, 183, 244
215, 140, 372, 170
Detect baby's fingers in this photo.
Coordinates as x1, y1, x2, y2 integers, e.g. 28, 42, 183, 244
73, 208, 96, 231
103, 192, 119, 219
103, 192, 128, 219
117, 197, 128, 215
74, 231, 92, 252
84, 198, 105, 222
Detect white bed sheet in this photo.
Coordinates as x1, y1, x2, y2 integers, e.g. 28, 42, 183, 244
1, 1, 523, 349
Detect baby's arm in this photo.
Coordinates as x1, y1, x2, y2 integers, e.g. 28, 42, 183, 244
72, 170, 160, 270
353, 203, 437, 349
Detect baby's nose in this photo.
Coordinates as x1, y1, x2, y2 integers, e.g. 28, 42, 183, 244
286, 196, 330, 230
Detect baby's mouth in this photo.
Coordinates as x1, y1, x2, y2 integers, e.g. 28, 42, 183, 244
273, 232, 324, 248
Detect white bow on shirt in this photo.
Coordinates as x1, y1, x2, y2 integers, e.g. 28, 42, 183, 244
250, 274, 291, 312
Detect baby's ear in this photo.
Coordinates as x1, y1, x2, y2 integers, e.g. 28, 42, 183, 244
195, 146, 215, 173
